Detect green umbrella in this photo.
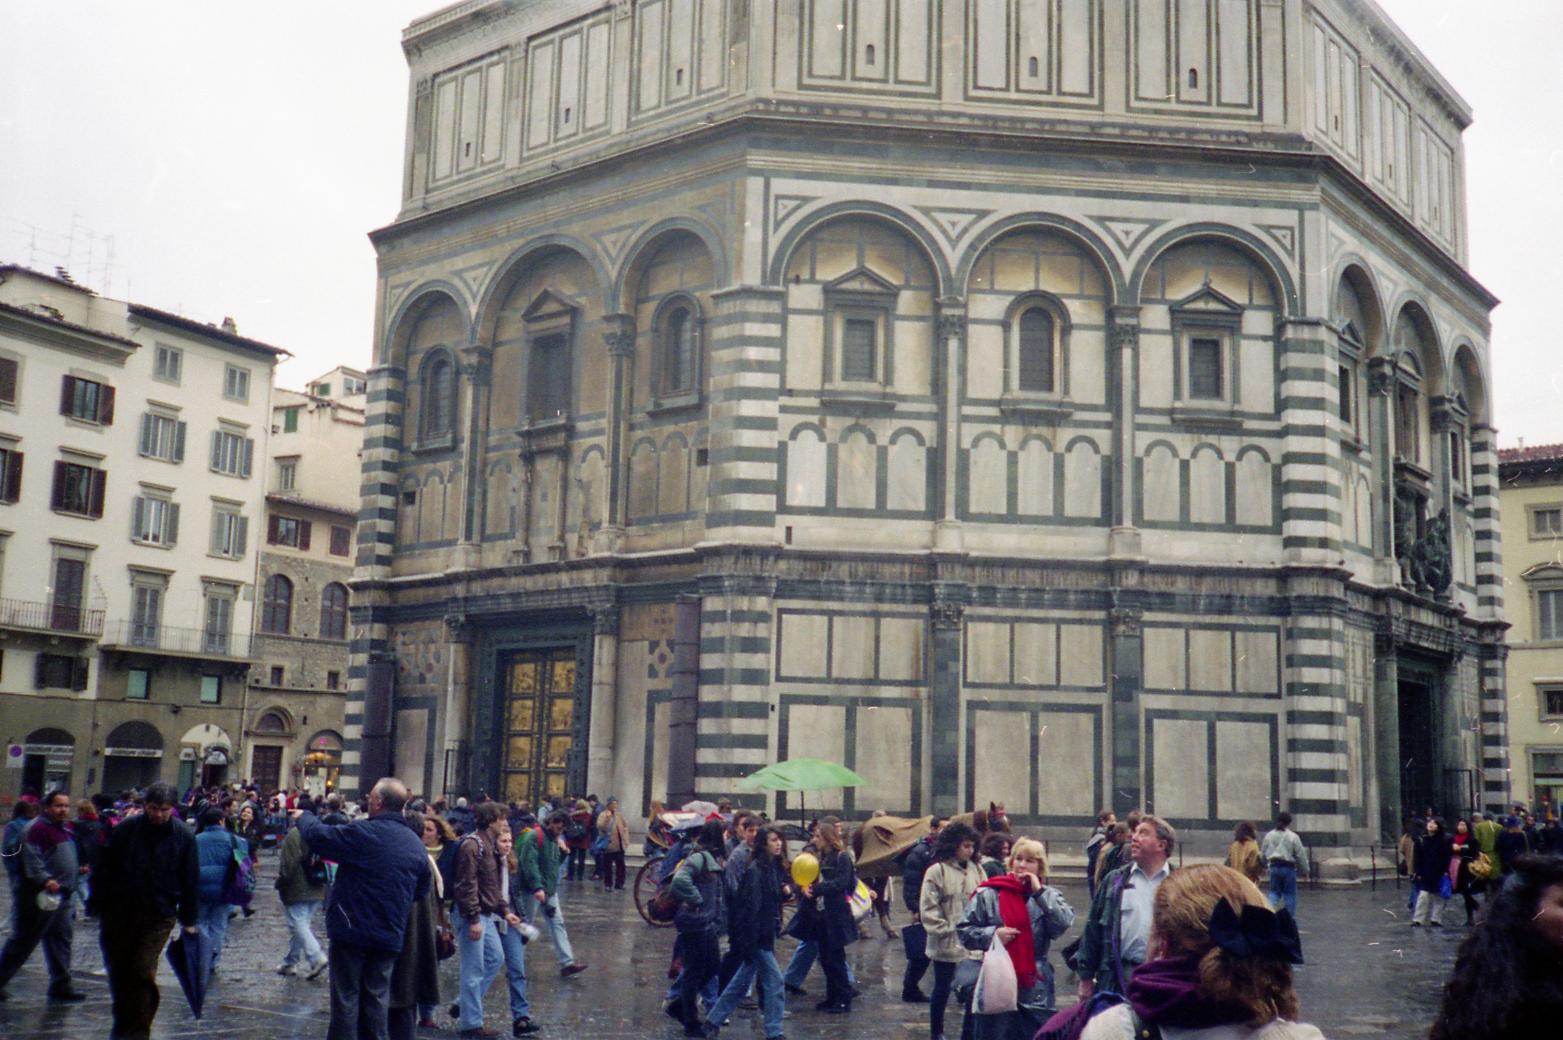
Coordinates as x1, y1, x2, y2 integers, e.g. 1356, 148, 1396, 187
737, 758, 867, 827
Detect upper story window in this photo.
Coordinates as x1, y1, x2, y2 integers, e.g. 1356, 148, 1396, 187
209, 503, 248, 559
0, 444, 22, 504
138, 412, 187, 463
823, 268, 899, 391
329, 524, 352, 557
523, 291, 576, 423
1532, 506, 1563, 539
311, 381, 332, 397
420, 352, 457, 443
153, 344, 182, 384
0, 355, 18, 408
1004, 296, 1070, 399
210, 428, 255, 478
202, 582, 237, 655
60, 375, 115, 425
51, 459, 105, 518
277, 458, 298, 491
1541, 589, 1563, 642
655, 297, 702, 399
319, 582, 348, 640
223, 364, 251, 403
281, 407, 300, 433
342, 375, 367, 395
268, 515, 311, 549
1170, 285, 1243, 410
261, 574, 293, 635
130, 491, 179, 547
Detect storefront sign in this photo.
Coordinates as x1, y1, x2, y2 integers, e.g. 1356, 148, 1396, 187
103, 747, 163, 758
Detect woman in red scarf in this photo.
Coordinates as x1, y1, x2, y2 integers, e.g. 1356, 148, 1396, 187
956, 837, 1075, 1040
1449, 817, 1480, 924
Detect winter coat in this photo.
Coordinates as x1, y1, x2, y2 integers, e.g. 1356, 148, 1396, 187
514, 826, 563, 900
1495, 829, 1530, 875
295, 810, 431, 954
2, 816, 33, 881
1080, 1006, 1326, 1040
275, 825, 326, 906
788, 848, 858, 950
388, 855, 442, 1011
920, 858, 986, 963
900, 837, 936, 913
597, 808, 630, 853
17, 817, 80, 895
89, 813, 200, 926
1078, 862, 1172, 995
1413, 831, 1454, 892
73, 816, 104, 872
196, 826, 247, 906
670, 849, 725, 935
957, 882, 1075, 1021
727, 856, 786, 958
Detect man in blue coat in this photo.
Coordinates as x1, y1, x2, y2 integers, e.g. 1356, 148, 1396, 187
292, 777, 430, 1040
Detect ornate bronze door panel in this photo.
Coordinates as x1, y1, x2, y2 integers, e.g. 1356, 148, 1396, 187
500, 646, 581, 804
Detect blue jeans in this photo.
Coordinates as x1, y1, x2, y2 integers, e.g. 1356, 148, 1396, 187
1268, 862, 1298, 918
783, 938, 856, 989
196, 901, 232, 970
707, 948, 784, 1037
520, 892, 576, 967
282, 900, 324, 967
496, 917, 531, 1022
457, 912, 505, 1031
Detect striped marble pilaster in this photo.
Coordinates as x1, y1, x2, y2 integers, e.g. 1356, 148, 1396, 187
1283, 611, 1353, 849
703, 285, 785, 539
692, 579, 776, 810
1277, 319, 1343, 565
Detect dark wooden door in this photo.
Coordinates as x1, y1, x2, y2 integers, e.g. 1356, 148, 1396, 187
252, 745, 283, 794
51, 558, 84, 631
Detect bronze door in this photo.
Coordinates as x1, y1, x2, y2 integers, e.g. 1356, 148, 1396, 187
501, 647, 580, 805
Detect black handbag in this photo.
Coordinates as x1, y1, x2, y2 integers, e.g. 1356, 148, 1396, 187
436, 925, 456, 960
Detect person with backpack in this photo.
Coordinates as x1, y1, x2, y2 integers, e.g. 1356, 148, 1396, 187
920, 821, 985, 1040
195, 806, 250, 974
1085, 810, 1116, 899
668, 819, 728, 1037
703, 824, 791, 1040
564, 800, 593, 882
516, 811, 588, 978
897, 815, 946, 1003
275, 817, 329, 979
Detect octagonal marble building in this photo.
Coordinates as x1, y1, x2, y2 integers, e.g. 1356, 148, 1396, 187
346, 0, 1505, 852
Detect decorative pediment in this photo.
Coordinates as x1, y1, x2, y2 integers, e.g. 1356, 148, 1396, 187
1339, 320, 1363, 347
522, 289, 580, 323
824, 267, 899, 298
1171, 282, 1244, 315
1521, 562, 1563, 583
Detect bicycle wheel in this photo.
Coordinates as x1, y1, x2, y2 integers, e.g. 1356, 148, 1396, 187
635, 857, 672, 927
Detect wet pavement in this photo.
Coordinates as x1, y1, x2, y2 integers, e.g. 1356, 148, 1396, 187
0, 857, 1459, 1039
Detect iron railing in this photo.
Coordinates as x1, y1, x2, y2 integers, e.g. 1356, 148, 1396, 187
0, 597, 105, 636
100, 620, 252, 659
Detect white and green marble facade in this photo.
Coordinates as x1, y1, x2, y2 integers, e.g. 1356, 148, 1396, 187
345, 0, 1505, 851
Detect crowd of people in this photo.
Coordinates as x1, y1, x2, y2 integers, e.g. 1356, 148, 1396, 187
3, 779, 1562, 1040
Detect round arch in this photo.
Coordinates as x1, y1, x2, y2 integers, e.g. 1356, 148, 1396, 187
1331, 257, 1387, 354
472, 235, 611, 344
1128, 223, 1298, 313
955, 214, 1125, 302
614, 218, 728, 313
1388, 298, 1446, 395
1449, 340, 1490, 426
765, 201, 954, 295
379, 283, 471, 368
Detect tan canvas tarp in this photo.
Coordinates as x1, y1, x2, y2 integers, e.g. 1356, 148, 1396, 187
851, 814, 934, 879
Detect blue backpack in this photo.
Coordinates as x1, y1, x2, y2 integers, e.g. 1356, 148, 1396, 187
223, 834, 257, 909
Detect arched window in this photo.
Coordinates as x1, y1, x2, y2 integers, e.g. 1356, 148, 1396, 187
319, 582, 348, 641
1017, 308, 1055, 393
255, 711, 289, 734
663, 304, 695, 394
421, 353, 455, 440
261, 574, 293, 635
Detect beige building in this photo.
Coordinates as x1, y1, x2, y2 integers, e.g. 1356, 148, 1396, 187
0, 265, 282, 801
1498, 444, 1563, 820
246, 369, 366, 795
345, 0, 1506, 851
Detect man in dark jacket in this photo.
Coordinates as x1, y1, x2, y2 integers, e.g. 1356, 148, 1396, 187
90, 781, 200, 1040
0, 789, 85, 1001
895, 816, 945, 1003
453, 801, 534, 1037
293, 777, 430, 1040
516, 811, 586, 976
1495, 815, 1531, 878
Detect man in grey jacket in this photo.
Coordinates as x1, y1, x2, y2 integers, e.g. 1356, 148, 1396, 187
0, 789, 86, 1001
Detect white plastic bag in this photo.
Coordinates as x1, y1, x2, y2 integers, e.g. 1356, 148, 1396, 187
972, 932, 1019, 1014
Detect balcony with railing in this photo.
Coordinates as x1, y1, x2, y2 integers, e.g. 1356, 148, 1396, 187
99, 621, 253, 661
0, 598, 106, 638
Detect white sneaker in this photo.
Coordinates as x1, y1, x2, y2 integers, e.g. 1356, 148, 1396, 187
305, 958, 329, 980
276, 963, 297, 976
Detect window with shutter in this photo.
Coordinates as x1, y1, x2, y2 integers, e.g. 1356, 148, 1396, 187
0, 447, 21, 503
154, 345, 182, 383
1188, 338, 1224, 400
203, 590, 234, 655
423, 356, 455, 438
51, 556, 85, 632
320, 582, 348, 640
660, 303, 698, 395
1540, 589, 1563, 642
210, 430, 251, 476
0, 356, 17, 405
1017, 308, 1055, 393
61, 375, 110, 421
841, 318, 877, 382
139, 413, 185, 462
329, 525, 351, 557
53, 461, 102, 516
224, 365, 251, 402
262, 574, 293, 634
282, 407, 300, 433
211, 508, 247, 558
130, 583, 162, 646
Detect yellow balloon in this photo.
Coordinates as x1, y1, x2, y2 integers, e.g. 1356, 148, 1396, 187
790, 851, 820, 887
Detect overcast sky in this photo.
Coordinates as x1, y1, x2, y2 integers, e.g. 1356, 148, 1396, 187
2, 1, 1558, 447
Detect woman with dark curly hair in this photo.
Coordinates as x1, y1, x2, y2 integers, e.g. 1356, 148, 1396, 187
1429, 854, 1563, 1040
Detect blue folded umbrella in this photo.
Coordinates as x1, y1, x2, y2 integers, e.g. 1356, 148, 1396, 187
165, 928, 213, 1019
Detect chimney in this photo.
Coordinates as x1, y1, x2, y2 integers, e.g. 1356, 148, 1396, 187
54, 267, 75, 284
221, 316, 238, 334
